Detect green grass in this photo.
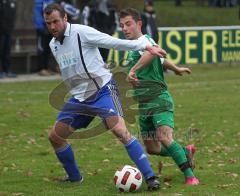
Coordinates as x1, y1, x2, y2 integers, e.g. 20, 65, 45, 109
130, 0, 239, 26
1, 64, 240, 195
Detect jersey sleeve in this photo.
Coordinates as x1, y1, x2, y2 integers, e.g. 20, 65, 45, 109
138, 35, 165, 64
79, 25, 147, 51
138, 35, 156, 55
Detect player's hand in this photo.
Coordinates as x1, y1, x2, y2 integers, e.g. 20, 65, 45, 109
145, 45, 167, 57
128, 69, 139, 87
175, 67, 192, 76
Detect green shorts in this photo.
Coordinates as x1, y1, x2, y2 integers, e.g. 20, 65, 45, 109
138, 91, 175, 137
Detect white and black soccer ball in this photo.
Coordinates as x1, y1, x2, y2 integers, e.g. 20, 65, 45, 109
114, 165, 142, 192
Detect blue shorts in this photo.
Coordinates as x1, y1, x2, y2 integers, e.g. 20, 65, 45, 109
56, 79, 123, 129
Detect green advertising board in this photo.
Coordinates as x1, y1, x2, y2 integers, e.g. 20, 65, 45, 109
107, 26, 240, 66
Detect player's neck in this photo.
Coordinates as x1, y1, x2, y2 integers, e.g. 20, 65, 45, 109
135, 32, 143, 39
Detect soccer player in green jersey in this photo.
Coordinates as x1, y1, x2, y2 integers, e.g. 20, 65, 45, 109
119, 8, 199, 185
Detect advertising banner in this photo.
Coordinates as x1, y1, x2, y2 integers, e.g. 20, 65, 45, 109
107, 26, 240, 66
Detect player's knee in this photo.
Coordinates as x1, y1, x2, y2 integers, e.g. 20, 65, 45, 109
157, 126, 173, 143
111, 122, 125, 132
48, 130, 65, 146
158, 135, 172, 145
112, 124, 129, 136
48, 131, 56, 143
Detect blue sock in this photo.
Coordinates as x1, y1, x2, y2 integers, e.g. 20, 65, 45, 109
125, 137, 155, 180
55, 144, 81, 181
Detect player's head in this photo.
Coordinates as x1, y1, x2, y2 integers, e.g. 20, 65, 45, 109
144, 0, 154, 12
43, 3, 67, 40
119, 8, 142, 40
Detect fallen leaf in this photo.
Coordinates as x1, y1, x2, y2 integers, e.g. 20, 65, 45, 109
163, 162, 174, 167
164, 182, 172, 187
12, 193, 23, 196
163, 176, 172, 182
26, 170, 33, 177
208, 149, 214, 153
27, 138, 36, 145
39, 133, 45, 138
217, 183, 236, 189
103, 159, 110, 163
101, 146, 110, 151
92, 170, 98, 176
191, 127, 200, 134
20, 133, 27, 137
208, 159, 215, 164
17, 111, 30, 118
217, 131, 224, 137
11, 163, 17, 169
228, 158, 237, 164
226, 172, 238, 178
43, 177, 50, 182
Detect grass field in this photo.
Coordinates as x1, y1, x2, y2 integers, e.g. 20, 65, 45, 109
0, 64, 240, 195
95, 0, 239, 27
155, 1, 239, 27
126, 0, 239, 27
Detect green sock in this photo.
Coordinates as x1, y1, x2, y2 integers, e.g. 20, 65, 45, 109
182, 147, 188, 156
167, 141, 194, 178
160, 144, 187, 157
159, 143, 171, 156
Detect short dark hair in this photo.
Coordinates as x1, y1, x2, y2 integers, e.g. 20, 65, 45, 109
43, 3, 65, 18
144, 0, 153, 6
119, 8, 141, 22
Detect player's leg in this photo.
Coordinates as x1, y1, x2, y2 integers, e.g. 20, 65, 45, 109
140, 117, 198, 184
97, 79, 159, 190
143, 138, 160, 155
48, 121, 82, 182
105, 116, 154, 179
143, 134, 195, 163
48, 97, 94, 182
154, 114, 199, 185
148, 91, 199, 185
139, 116, 171, 156
105, 116, 160, 190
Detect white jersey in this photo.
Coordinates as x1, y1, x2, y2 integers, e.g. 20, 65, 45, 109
49, 23, 147, 101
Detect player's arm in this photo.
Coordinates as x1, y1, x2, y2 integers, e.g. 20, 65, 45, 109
163, 59, 191, 76
80, 25, 166, 57
128, 51, 154, 86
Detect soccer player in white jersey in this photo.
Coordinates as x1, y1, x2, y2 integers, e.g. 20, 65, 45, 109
43, 3, 166, 190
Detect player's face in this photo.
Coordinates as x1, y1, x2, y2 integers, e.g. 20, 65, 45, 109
44, 10, 67, 39
120, 16, 142, 40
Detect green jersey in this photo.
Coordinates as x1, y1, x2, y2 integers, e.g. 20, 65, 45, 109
127, 35, 168, 102
127, 35, 175, 132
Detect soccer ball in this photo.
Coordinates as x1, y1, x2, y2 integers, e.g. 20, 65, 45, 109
114, 165, 142, 192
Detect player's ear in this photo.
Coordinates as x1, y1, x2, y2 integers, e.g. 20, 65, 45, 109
63, 13, 68, 22
138, 20, 142, 28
